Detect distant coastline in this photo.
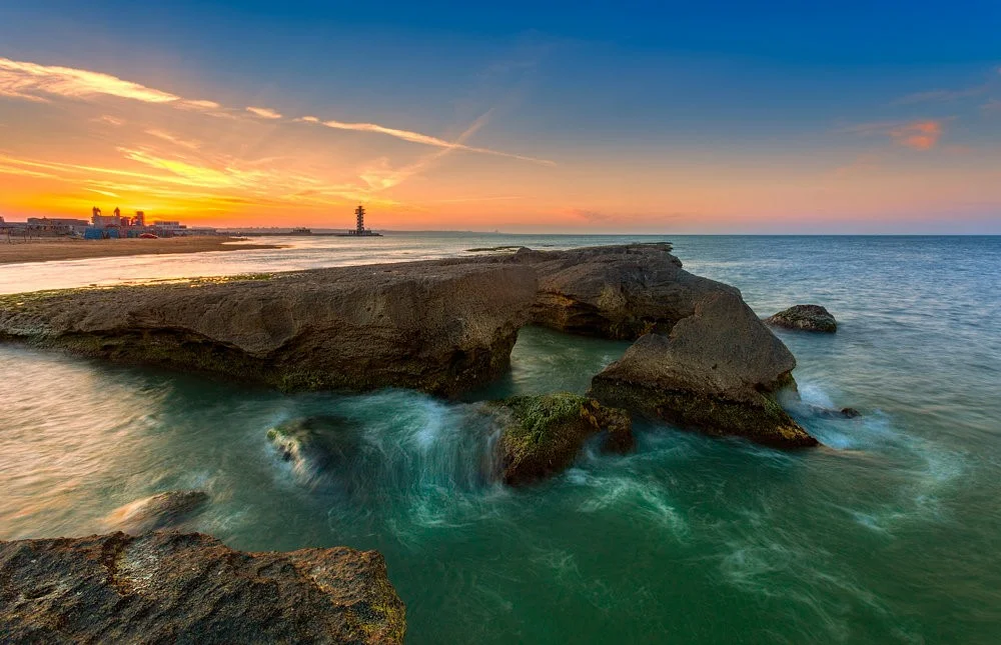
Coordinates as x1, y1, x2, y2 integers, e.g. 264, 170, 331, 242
0, 236, 284, 265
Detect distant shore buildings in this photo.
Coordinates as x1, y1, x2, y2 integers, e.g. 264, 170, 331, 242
0, 207, 216, 239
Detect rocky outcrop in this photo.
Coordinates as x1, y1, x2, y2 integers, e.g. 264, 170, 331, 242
0, 261, 537, 397
766, 304, 837, 333
590, 290, 817, 447
0, 531, 405, 644
488, 392, 633, 486
267, 416, 360, 490
102, 490, 209, 534
475, 243, 738, 340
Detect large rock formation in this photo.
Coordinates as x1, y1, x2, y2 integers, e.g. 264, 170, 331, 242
766, 304, 838, 333
589, 290, 817, 447
475, 243, 737, 340
0, 262, 537, 397
487, 392, 633, 486
0, 531, 405, 644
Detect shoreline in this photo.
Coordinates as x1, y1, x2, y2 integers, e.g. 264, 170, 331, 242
0, 236, 285, 265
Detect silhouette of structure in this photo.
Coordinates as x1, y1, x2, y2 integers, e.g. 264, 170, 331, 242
336, 204, 382, 237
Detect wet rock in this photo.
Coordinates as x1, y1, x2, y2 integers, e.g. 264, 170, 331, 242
102, 490, 209, 534
766, 304, 838, 333
590, 290, 818, 448
266, 416, 359, 490
0, 261, 537, 397
489, 392, 634, 486
0, 531, 405, 644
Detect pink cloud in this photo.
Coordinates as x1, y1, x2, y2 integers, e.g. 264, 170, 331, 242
845, 119, 945, 151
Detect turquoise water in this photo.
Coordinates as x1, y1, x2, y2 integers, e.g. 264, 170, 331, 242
1, 235, 999, 643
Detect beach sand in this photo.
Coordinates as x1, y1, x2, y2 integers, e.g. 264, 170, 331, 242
0, 236, 283, 265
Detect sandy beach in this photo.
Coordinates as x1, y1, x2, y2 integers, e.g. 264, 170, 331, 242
0, 236, 283, 265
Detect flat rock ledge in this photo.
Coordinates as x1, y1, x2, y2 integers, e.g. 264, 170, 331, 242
0, 261, 537, 397
0, 531, 405, 644
766, 304, 837, 333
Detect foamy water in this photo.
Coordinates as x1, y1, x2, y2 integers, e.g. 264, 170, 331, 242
1, 235, 999, 643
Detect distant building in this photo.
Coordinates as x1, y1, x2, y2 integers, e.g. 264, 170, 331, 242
27, 217, 90, 235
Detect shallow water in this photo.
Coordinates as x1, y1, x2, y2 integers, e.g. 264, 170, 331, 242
1, 235, 999, 644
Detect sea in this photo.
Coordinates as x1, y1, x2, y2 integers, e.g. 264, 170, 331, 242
1, 234, 999, 644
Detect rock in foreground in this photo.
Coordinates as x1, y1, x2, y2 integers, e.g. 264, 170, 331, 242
590, 291, 818, 447
489, 392, 633, 486
0, 262, 537, 397
102, 490, 209, 534
766, 304, 838, 333
0, 531, 405, 644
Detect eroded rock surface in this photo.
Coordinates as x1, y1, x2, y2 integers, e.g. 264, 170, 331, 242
488, 392, 634, 486
766, 304, 838, 333
475, 243, 738, 340
0, 531, 405, 644
590, 290, 817, 447
102, 490, 209, 534
0, 261, 537, 397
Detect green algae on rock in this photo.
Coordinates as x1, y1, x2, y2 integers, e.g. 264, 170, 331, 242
490, 392, 634, 486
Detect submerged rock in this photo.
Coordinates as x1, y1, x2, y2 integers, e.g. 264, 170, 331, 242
266, 416, 359, 490
766, 304, 838, 333
0, 261, 537, 397
590, 290, 818, 448
489, 392, 634, 486
805, 404, 862, 419
102, 490, 209, 534
0, 531, 405, 644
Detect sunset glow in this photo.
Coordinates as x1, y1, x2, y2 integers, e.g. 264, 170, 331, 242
1, 3, 999, 233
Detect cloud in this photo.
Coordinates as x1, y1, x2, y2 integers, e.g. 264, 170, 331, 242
315, 113, 555, 165
298, 115, 320, 123
982, 99, 1001, 113
894, 86, 987, 105
246, 106, 282, 119
0, 57, 223, 114
144, 128, 201, 150
844, 119, 944, 151
94, 115, 125, 126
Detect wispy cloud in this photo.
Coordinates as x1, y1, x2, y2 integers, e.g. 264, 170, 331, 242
246, 106, 282, 119
94, 115, 126, 126
315, 112, 555, 165
893, 85, 987, 105
844, 119, 945, 151
144, 128, 201, 150
982, 99, 1001, 113
1, 57, 182, 104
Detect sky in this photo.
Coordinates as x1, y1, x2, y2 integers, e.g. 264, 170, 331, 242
0, 1, 999, 233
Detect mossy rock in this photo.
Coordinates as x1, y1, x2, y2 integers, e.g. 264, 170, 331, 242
490, 392, 634, 486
